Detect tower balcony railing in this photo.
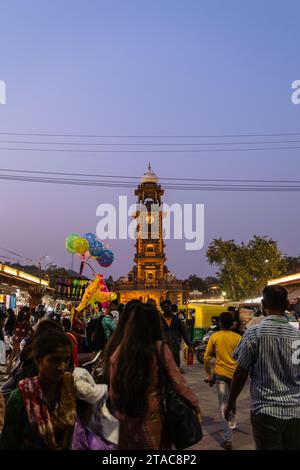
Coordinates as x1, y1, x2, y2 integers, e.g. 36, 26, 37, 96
134, 253, 165, 259
114, 280, 188, 291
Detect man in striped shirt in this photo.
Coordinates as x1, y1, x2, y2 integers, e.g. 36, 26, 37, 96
225, 285, 300, 450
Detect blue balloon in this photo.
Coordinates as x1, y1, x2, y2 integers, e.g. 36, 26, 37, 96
84, 232, 96, 242
89, 240, 104, 257
97, 249, 114, 267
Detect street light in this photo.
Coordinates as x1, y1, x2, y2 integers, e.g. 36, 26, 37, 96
0, 248, 55, 283
36, 256, 54, 284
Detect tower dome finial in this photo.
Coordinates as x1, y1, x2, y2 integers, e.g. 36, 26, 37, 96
141, 163, 158, 184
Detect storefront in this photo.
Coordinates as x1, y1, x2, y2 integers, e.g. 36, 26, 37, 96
0, 263, 52, 312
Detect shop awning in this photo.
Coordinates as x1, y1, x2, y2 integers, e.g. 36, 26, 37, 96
0, 263, 52, 293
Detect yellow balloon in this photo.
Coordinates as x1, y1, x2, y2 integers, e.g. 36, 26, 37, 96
73, 237, 89, 254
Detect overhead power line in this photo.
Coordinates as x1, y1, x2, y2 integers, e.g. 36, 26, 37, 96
1, 172, 300, 191
2, 139, 300, 146
1, 146, 300, 153
1, 167, 300, 184
1, 131, 300, 138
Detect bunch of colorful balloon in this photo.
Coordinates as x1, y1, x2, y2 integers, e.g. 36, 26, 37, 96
65, 232, 114, 274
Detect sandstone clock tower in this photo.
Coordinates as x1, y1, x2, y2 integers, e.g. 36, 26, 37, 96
115, 164, 189, 306
133, 163, 166, 288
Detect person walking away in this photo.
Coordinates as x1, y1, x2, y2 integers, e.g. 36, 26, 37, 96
4, 309, 16, 364
32, 305, 47, 332
71, 310, 86, 353
109, 299, 119, 324
160, 300, 193, 369
62, 318, 78, 368
228, 307, 243, 335
1, 329, 77, 449
6, 307, 32, 374
109, 303, 200, 450
86, 314, 98, 352
0, 312, 6, 373
239, 308, 254, 333
225, 285, 300, 450
204, 312, 241, 450
172, 304, 185, 322
4, 308, 16, 341
172, 304, 187, 366
102, 308, 117, 343
245, 308, 266, 329
101, 300, 141, 384
117, 303, 124, 319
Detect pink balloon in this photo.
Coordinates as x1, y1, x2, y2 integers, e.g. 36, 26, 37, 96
96, 274, 110, 308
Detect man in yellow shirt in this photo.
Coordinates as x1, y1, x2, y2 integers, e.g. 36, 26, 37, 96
204, 311, 241, 450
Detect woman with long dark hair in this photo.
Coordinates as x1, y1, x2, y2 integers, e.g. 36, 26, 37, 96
109, 303, 200, 450
4, 309, 16, 337
101, 299, 141, 383
6, 307, 32, 373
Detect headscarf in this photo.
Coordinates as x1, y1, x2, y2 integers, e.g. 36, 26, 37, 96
18, 372, 76, 450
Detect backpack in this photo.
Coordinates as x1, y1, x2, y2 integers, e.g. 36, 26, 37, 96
91, 315, 107, 351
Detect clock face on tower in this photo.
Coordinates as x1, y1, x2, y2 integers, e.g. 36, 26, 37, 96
146, 214, 155, 224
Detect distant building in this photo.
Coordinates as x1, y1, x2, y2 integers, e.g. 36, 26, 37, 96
268, 272, 300, 311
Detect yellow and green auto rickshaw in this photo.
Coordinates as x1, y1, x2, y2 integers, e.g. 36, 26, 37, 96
186, 303, 226, 342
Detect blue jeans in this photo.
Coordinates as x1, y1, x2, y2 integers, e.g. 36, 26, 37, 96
215, 375, 236, 442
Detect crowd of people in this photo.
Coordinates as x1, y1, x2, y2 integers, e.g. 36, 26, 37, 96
0, 297, 198, 450
0, 285, 298, 451
204, 286, 300, 450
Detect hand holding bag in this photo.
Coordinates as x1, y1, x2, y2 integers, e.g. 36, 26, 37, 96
157, 343, 202, 450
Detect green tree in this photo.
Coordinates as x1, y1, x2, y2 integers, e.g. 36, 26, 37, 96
204, 276, 219, 286
187, 275, 208, 292
185, 275, 220, 293
284, 256, 300, 274
206, 236, 286, 301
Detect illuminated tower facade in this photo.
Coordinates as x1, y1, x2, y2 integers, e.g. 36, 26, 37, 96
133, 163, 166, 288
115, 164, 188, 306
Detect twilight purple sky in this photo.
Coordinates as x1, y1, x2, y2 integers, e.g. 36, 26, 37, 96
0, 0, 300, 280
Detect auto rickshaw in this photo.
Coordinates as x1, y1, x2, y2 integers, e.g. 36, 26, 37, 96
186, 303, 226, 341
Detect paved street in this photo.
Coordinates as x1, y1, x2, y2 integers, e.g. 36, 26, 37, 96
183, 361, 255, 451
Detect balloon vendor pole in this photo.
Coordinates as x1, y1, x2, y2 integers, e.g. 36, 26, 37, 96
79, 255, 85, 276
79, 254, 96, 277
